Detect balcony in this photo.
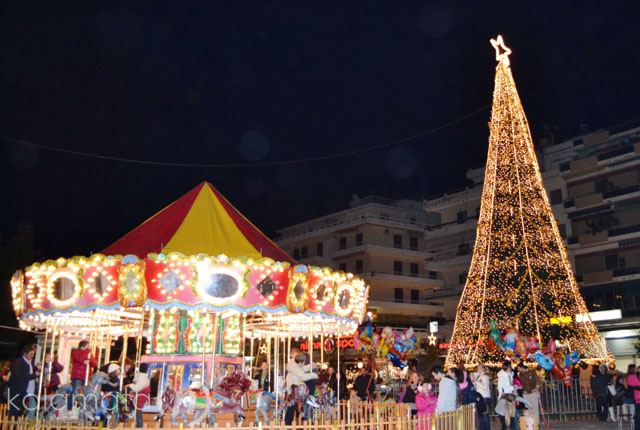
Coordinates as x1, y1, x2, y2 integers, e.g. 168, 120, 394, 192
425, 284, 465, 299
613, 266, 640, 278
425, 217, 478, 239
426, 244, 472, 269
330, 243, 426, 259
361, 271, 444, 287
276, 213, 430, 243
608, 223, 640, 238
367, 299, 444, 317
602, 184, 640, 199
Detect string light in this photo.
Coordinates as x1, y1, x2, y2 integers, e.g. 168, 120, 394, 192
445, 36, 611, 368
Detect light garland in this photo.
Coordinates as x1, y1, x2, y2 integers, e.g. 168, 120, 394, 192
14, 253, 369, 338
445, 36, 611, 367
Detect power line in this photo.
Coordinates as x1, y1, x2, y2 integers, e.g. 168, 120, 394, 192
0, 104, 490, 168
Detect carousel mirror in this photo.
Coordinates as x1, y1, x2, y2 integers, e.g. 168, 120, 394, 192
294, 280, 305, 300
93, 274, 109, 295
124, 271, 140, 296
53, 277, 75, 301
316, 283, 326, 301
339, 289, 350, 309
203, 273, 239, 298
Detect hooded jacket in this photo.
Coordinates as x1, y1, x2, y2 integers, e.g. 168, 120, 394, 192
70, 348, 97, 380
127, 373, 151, 409
285, 360, 317, 394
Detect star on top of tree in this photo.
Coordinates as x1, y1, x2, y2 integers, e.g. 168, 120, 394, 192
490, 35, 512, 66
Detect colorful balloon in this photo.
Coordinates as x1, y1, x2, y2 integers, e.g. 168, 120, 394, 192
488, 319, 504, 350
534, 351, 554, 371
515, 335, 528, 357
565, 351, 580, 367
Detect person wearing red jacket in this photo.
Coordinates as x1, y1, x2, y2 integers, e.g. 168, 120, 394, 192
67, 340, 97, 411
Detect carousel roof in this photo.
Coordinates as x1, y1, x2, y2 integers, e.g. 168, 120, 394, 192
11, 182, 368, 338
101, 182, 295, 264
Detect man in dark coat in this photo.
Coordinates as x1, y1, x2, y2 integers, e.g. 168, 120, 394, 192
8, 344, 39, 418
353, 366, 375, 401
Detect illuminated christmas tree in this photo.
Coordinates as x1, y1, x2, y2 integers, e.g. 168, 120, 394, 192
445, 36, 611, 367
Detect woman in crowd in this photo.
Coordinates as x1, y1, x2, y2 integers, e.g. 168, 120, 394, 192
623, 364, 637, 422
457, 362, 475, 406
591, 364, 609, 422
625, 364, 640, 430
401, 371, 420, 416
475, 364, 492, 430
253, 360, 271, 392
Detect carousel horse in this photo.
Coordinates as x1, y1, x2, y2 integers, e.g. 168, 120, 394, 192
314, 381, 336, 422
154, 383, 176, 422
77, 372, 111, 425
254, 392, 274, 426
170, 377, 215, 426
42, 384, 72, 420
210, 372, 251, 423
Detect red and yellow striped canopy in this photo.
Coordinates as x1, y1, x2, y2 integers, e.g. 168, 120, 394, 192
101, 182, 294, 264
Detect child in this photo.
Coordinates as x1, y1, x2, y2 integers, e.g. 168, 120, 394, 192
125, 365, 151, 428
475, 390, 490, 430
519, 408, 537, 430
415, 382, 437, 430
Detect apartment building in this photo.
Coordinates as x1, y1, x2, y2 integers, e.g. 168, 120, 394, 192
275, 196, 443, 337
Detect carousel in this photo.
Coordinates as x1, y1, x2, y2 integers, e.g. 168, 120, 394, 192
10, 182, 370, 427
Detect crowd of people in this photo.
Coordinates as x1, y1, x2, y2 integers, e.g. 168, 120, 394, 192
590, 363, 640, 428
4, 342, 152, 427
4, 341, 640, 430
396, 360, 540, 430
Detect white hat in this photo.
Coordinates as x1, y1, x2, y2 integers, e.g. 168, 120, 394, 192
107, 363, 120, 374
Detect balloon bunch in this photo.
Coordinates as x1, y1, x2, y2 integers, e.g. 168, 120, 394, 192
487, 319, 581, 386
353, 323, 418, 368
533, 340, 580, 386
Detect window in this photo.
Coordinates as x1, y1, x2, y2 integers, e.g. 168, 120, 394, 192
549, 189, 563, 205
301, 246, 308, 259
457, 210, 467, 224
410, 217, 416, 225
355, 260, 363, 273
409, 237, 418, 250
457, 243, 470, 255
394, 288, 404, 303
411, 289, 419, 304
595, 179, 613, 194
410, 263, 419, 277
604, 254, 619, 270
428, 271, 438, 279
316, 242, 323, 256
459, 272, 468, 284
339, 263, 347, 272
558, 224, 567, 239
339, 237, 347, 250
476, 207, 481, 217
355, 233, 363, 246
393, 261, 403, 275
393, 235, 403, 249
293, 248, 300, 259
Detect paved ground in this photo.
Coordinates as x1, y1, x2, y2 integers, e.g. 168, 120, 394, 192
489, 418, 632, 429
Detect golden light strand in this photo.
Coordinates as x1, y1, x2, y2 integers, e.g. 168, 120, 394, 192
445, 36, 611, 368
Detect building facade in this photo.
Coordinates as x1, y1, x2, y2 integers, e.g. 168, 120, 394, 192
275, 196, 443, 339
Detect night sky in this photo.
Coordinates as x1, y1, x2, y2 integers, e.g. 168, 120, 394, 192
2, 2, 640, 262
